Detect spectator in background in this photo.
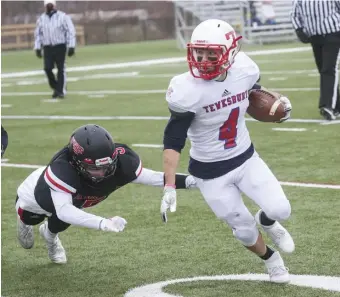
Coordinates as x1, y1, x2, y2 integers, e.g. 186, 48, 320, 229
259, 0, 276, 25
34, 0, 76, 99
250, 1, 276, 28
1, 126, 8, 157
291, 0, 340, 120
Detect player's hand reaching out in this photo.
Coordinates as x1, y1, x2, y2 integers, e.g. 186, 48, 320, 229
161, 185, 177, 223
100, 216, 127, 232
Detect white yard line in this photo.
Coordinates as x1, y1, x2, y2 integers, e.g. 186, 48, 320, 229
132, 144, 164, 148
320, 120, 340, 125
279, 181, 340, 190
1, 71, 140, 87
269, 77, 287, 81
2, 90, 166, 96
1, 104, 12, 108
1, 162, 339, 190
41, 99, 61, 103
1, 70, 318, 88
272, 128, 307, 131
1, 88, 320, 97
1, 47, 311, 79
1, 115, 169, 120
1, 163, 42, 169
261, 69, 316, 75
0, 115, 332, 124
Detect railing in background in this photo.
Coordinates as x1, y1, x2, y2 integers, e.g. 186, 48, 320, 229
174, 0, 297, 48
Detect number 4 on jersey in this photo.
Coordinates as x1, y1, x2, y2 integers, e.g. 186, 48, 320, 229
219, 107, 239, 149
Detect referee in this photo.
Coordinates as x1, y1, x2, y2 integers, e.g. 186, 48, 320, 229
34, 0, 76, 99
291, 0, 340, 120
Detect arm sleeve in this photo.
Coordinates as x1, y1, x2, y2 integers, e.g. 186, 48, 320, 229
64, 14, 76, 48
34, 17, 42, 50
291, 0, 303, 30
163, 77, 198, 153
51, 190, 104, 230
131, 168, 190, 189
163, 108, 195, 153
250, 83, 262, 90
131, 168, 164, 186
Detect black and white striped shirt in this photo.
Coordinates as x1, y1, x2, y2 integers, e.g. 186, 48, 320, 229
291, 0, 340, 36
34, 10, 76, 50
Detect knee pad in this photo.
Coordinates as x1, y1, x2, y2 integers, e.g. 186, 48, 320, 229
223, 212, 259, 246
265, 200, 291, 222
233, 225, 259, 246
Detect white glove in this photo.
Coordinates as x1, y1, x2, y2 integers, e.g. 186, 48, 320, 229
185, 175, 197, 189
277, 96, 292, 123
99, 216, 127, 232
161, 185, 177, 223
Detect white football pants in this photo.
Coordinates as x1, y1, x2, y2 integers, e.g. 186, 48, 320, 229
194, 152, 291, 246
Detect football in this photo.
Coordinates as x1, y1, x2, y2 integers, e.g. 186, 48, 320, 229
247, 89, 286, 122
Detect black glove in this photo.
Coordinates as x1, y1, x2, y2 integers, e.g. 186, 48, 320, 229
295, 28, 310, 44
68, 47, 75, 57
35, 49, 42, 58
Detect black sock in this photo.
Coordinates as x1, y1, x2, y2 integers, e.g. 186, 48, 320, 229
260, 211, 276, 226
260, 245, 275, 260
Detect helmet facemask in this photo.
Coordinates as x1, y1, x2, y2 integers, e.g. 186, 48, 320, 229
74, 154, 118, 183
187, 35, 242, 80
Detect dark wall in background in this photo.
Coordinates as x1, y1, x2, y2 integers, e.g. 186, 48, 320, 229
1, 1, 175, 47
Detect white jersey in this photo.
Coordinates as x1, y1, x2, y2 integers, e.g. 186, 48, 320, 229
166, 51, 260, 163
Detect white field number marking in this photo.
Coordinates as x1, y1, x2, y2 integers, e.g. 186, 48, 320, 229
124, 274, 340, 297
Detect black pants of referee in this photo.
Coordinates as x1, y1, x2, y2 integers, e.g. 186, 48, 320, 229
44, 44, 67, 95
311, 32, 340, 112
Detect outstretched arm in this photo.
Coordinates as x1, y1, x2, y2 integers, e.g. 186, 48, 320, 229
50, 190, 126, 232
131, 167, 196, 189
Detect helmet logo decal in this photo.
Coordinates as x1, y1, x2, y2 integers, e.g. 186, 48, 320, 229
113, 147, 126, 157
71, 137, 84, 155
225, 31, 236, 41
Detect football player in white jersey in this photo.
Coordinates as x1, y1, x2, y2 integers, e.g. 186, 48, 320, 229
160, 19, 294, 283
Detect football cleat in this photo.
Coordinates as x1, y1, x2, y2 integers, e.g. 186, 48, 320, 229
264, 251, 290, 283
17, 216, 34, 249
39, 222, 67, 264
255, 210, 295, 253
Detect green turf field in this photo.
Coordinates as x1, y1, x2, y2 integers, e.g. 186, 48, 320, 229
1, 40, 340, 297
